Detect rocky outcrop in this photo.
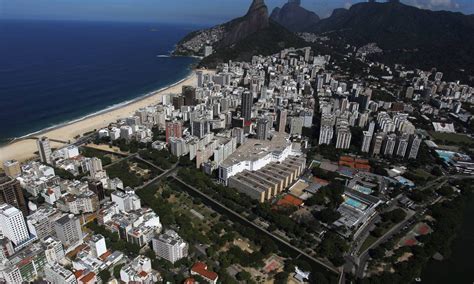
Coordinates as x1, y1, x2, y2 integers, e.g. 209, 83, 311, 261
173, 0, 270, 56
270, 0, 320, 32
220, 0, 270, 47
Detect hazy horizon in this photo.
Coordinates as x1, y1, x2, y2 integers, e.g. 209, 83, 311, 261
1, 0, 473, 26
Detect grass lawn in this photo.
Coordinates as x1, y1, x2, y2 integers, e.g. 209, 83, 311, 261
413, 169, 434, 179
429, 131, 474, 146
358, 222, 397, 255
359, 235, 378, 255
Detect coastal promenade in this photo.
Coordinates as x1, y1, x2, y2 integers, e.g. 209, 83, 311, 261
0, 71, 209, 166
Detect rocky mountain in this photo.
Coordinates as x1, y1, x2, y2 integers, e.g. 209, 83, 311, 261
270, 0, 320, 32
309, 1, 474, 80
174, 0, 305, 67
220, 0, 269, 47
174, 0, 269, 56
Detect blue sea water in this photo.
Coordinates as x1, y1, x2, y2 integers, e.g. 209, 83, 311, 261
0, 20, 199, 143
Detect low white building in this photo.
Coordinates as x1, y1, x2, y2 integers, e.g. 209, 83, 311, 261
120, 255, 157, 284
218, 133, 295, 184
44, 263, 77, 284
111, 189, 141, 213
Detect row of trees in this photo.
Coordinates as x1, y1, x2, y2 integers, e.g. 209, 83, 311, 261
139, 148, 177, 170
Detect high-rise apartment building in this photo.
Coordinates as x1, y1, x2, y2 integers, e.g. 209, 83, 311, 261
361, 131, 372, 153
290, 117, 304, 136
408, 134, 422, 159
88, 180, 105, 202
396, 134, 410, 157
276, 109, 287, 133
54, 214, 82, 248
335, 125, 352, 149
183, 86, 196, 106
87, 157, 103, 179
383, 134, 397, 156
0, 203, 30, 247
37, 137, 52, 164
152, 230, 188, 264
2, 160, 21, 178
319, 126, 334, 145
256, 118, 269, 140
0, 174, 28, 216
165, 121, 183, 143
241, 91, 253, 122
191, 119, 210, 139
371, 132, 385, 156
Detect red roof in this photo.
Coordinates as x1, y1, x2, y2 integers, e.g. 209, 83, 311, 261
418, 224, 431, 235
139, 271, 148, 278
79, 272, 96, 283
276, 194, 304, 207
339, 161, 355, 168
184, 278, 195, 284
340, 156, 354, 162
191, 262, 218, 281
355, 159, 369, 164
355, 163, 371, 170
99, 250, 112, 261
74, 270, 84, 278
312, 177, 329, 185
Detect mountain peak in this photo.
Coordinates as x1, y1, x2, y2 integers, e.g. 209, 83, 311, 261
270, 0, 320, 32
248, 0, 267, 14
218, 0, 270, 47
288, 0, 301, 6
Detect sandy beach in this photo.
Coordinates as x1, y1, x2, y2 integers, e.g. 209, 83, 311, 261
0, 70, 207, 166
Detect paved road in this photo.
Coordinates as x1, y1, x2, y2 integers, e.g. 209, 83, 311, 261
355, 210, 417, 278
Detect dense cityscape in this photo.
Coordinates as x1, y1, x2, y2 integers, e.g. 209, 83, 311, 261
1, 0, 474, 284
0, 41, 473, 283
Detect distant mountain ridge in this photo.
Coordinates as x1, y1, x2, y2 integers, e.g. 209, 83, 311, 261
174, 0, 474, 80
173, 0, 305, 67
309, 1, 474, 80
270, 0, 320, 32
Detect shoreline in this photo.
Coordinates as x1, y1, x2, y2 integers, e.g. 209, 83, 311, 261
0, 69, 209, 165
6, 71, 194, 146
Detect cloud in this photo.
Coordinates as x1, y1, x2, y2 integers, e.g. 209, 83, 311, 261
429, 0, 453, 6
405, 0, 460, 10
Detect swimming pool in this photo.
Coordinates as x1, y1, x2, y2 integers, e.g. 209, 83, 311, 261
435, 150, 455, 162
354, 185, 373, 195
344, 197, 368, 210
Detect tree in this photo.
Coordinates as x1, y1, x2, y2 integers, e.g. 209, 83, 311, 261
437, 186, 454, 196
274, 271, 289, 284
382, 208, 407, 223
431, 166, 443, 176
369, 247, 386, 259
313, 208, 341, 224
236, 271, 252, 281
98, 270, 111, 283
113, 264, 124, 280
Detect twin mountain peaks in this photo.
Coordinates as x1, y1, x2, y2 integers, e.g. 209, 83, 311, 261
174, 0, 474, 80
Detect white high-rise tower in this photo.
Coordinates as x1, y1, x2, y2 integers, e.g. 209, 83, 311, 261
0, 204, 30, 247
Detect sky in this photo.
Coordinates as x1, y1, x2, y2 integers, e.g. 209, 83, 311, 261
1, 0, 473, 25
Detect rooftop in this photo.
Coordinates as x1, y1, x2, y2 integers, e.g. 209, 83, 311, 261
221, 132, 290, 167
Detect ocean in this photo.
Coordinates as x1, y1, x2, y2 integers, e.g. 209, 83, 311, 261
0, 19, 200, 144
